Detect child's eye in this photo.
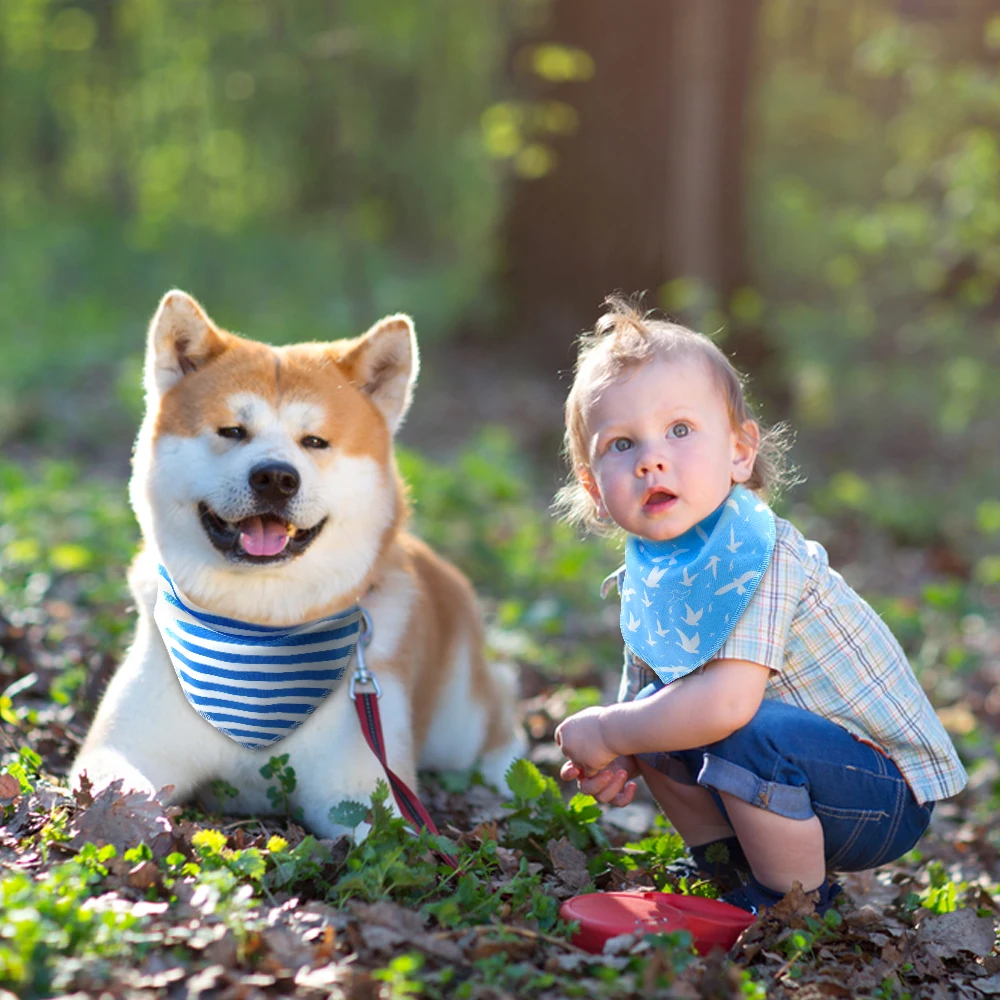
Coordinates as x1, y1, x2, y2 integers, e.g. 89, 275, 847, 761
610, 438, 633, 453
669, 423, 691, 439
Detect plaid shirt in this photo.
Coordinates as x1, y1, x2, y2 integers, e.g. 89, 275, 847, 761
615, 516, 967, 804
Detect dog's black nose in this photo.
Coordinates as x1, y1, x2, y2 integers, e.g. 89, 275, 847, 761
248, 461, 300, 503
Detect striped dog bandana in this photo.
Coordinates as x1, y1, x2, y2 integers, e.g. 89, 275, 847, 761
154, 565, 364, 750
620, 485, 775, 685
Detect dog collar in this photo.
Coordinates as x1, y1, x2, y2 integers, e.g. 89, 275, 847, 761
154, 565, 364, 750
620, 485, 775, 685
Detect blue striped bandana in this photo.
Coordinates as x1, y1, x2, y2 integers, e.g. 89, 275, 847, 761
620, 485, 775, 686
154, 565, 364, 750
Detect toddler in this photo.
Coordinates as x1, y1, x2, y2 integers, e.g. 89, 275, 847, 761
553, 296, 966, 915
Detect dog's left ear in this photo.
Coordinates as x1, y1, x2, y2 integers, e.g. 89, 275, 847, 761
343, 314, 419, 433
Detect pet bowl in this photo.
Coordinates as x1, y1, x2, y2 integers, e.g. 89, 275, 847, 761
560, 890, 755, 955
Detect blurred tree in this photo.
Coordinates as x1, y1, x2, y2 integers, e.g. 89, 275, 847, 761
501, 0, 774, 387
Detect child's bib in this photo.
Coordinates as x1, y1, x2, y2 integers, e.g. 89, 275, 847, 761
620, 485, 775, 685
154, 565, 363, 750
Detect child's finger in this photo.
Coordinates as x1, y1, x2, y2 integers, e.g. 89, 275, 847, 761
559, 760, 582, 782
581, 769, 620, 799
591, 770, 629, 803
610, 780, 637, 807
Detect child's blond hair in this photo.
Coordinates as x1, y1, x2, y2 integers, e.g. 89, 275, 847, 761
555, 295, 794, 534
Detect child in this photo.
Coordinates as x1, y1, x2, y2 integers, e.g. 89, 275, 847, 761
553, 296, 967, 915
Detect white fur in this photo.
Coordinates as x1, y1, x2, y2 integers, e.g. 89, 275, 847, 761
72, 292, 523, 836
130, 392, 395, 624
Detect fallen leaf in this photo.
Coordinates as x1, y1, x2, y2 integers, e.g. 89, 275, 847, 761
351, 900, 426, 937
916, 908, 996, 959
0, 773, 21, 805
72, 771, 94, 808
768, 881, 822, 923
126, 859, 160, 890
69, 779, 175, 858
359, 924, 406, 954
973, 972, 1000, 995
548, 836, 591, 892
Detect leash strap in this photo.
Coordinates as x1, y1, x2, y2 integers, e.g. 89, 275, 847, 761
351, 612, 459, 870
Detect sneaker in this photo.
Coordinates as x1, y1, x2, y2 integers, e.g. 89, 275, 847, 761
722, 877, 842, 917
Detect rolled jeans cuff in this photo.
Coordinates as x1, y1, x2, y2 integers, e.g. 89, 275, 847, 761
699, 753, 815, 821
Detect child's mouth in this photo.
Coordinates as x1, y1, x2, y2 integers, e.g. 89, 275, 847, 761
642, 489, 677, 512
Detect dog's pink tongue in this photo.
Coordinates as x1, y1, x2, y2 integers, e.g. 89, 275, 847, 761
240, 517, 289, 557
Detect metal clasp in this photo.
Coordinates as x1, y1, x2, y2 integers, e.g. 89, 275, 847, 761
349, 608, 381, 698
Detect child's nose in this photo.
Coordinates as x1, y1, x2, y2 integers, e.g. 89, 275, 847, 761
635, 447, 668, 476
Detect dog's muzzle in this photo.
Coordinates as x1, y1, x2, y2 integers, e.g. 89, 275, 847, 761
198, 502, 327, 563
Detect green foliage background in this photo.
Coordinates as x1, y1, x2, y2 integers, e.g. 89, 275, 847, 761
0, 0, 527, 440
1, 0, 999, 587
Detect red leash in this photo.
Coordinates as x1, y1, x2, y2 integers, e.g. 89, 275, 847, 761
351, 612, 459, 869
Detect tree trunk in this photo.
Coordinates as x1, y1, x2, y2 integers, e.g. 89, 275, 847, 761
503, 0, 773, 383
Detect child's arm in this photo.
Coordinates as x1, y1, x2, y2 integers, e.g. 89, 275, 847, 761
555, 658, 771, 774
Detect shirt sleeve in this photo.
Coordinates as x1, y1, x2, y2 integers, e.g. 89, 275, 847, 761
618, 646, 660, 702
713, 536, 805, 673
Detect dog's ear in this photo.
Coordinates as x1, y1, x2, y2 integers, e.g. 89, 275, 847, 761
342, 314, 419, 433
145, 290, 229, 399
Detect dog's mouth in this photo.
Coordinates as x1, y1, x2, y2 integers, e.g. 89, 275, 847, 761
198, 503, 327, 563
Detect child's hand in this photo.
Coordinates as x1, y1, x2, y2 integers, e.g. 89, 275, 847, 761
560, 755, 638, 806
554, 706, 617, 775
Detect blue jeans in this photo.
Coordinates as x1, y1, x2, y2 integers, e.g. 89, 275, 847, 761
639, 698, 934, 871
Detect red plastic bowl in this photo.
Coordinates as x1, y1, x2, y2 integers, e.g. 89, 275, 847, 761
655, 893, 755, 954
560, 891, 755, 955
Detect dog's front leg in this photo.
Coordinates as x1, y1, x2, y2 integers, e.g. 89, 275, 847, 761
71, 621, 220, 803
287, 674, 414, 840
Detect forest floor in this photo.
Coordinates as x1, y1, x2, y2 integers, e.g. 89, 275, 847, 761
2, 348, 1000, 998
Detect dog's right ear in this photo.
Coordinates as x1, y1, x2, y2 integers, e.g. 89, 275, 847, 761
145, 290, 229, 399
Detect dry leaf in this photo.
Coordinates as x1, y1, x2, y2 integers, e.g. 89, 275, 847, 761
973, 972, 1000, 995
916, 908, 996, 959
768, 881, 821, 923
352, 900, 427, 937
69, 779, 175, 858
0, 773, 21, 806
359, 924, 406, 954
548, 836, 591, 892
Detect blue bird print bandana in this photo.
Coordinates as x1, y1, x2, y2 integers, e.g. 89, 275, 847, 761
154, 565, 364, 751
620, 485, 775, 685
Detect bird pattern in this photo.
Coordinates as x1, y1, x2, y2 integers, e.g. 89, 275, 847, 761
618, 485, 776, 684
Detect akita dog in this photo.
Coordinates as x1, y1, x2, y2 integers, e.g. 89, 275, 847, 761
71, 291, 525, 837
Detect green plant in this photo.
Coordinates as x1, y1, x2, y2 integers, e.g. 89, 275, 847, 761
615, 816, 710, 893
1, 746, 42, 798
190, 829, 267, 883
918, 860, 967, 914
372, 952, 426, 999
776, 909, 845, 980
259, 754, 304, 822
503, 758, 607, 854
0, 844, 134, 996
328, 782, 450, 906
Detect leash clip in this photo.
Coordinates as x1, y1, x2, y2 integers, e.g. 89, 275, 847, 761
349, 608, 381, 698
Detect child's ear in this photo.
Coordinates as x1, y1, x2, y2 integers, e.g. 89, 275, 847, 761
578, 467, 609, 518
731, 420, 760, 484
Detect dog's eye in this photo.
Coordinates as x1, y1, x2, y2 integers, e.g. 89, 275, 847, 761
301, 435, 329, 450
217, 426, 247, 441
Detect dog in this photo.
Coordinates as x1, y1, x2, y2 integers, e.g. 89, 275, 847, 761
71, 290, 526, 837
